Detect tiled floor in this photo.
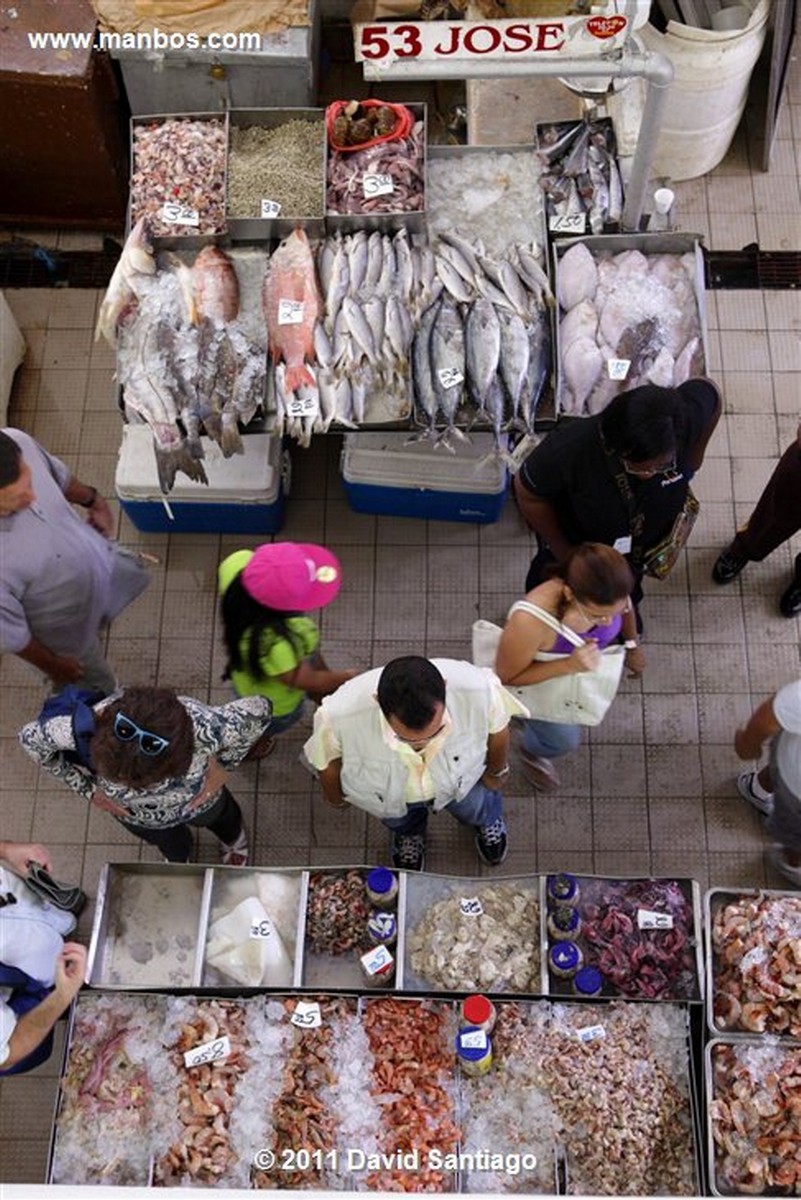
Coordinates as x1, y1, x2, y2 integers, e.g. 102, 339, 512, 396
1, 58, 800, 1186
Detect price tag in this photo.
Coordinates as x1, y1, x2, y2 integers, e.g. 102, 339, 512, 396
437, 367, 464, 389
637, 909, 674, 931
363, 173, 394, 198
607, 358, 631, 381
285, 391, 319, 420
460, 1029, 488, 1051
260, 199, 282, 218
291, 1001, 322, 1029
250, 917, 274, 940
183, 1035, 231, 1069
549, 213, 586, 234
278, 299, 304, 326
576, 1024, 606, 1044
161, 201, 200, 227
459, 897, 483, 917
361, 944, 394, 976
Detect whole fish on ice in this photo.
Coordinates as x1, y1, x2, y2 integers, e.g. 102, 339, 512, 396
262, 228, 320, 392
95, 217, 156, 345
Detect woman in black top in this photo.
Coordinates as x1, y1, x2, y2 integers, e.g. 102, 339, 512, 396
514, 379, 722, 650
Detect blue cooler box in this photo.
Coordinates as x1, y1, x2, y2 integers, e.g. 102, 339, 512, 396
115, 425, 285, 534
341, 432, 508, 524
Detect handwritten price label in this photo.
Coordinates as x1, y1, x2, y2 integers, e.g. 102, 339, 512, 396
637, 909, 674, 931
460, 1029, 488, 1051
250, 917, 274, 940
438, 367, 464, 389
291, 1001, 322, 1029
184, 1035, 231, 1069
285, 392, 319, 420
459, 897, 483, 917
161, 201, 200, 227
278, 299, 305, 326
607, 358, 631, 381
549, 213, 585, 234
361, 944, 393, 976
363, 173, 395, 198
576, 1024, 606, 1044
260, 199, 282, 218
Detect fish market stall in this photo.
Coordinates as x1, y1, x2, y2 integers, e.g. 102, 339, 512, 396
302, 867, 403, 990
227, 109, 327, 240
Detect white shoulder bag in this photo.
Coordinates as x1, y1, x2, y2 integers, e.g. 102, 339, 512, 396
472, 600, 625, 726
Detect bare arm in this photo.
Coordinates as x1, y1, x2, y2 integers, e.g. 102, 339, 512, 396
277, 662, 357, 698
2, 944, 86, 1071
0, 841, 53, 874
495, 611, 599, 686
480, 727, 510, 788
735, 697, 781, 761
512, 475, 575, 561
685, 378, 723, 472
16, 637, 83, 686
63, 477, 114, 538
317, 759, 348, 809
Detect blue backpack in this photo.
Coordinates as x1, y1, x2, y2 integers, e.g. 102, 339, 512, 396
37, 685, 103, 769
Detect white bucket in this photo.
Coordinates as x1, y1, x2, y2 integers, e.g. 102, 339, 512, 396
636, 1, 771, 180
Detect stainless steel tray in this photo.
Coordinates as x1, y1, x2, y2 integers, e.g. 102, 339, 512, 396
201, 867, 307, 989
542, 873, 705, 1003
227, 107, 326, 241
300, 865, 402, 990
705, 886, 801, 1042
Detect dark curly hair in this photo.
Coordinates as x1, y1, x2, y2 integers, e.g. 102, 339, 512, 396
91, 687, 194, 788
599, 385, 686, 464
0, 432, 22, 488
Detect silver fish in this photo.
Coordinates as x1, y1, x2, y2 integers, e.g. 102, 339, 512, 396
343, 295, 378, 366
438, 238, 476, 285
435, 256, 475, 304
346, 231, 369, 294
499, 261, 531, 319
430, 300, 468, 451
465, 298, 501, 410
313, 321, 334, 369
412, 299, 442, 435
393, 228, 415, 303
365, 230, 384, 291
440, 230, 482, 277
519, 315, 550, 432
497, 308, 530, 419
514, 245, 554, 306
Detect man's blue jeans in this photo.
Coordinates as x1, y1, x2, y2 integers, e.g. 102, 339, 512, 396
382, 779, 503, 836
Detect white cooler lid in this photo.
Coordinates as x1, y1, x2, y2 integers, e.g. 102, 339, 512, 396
342, 432, 506, 494
115, 424, 280, 502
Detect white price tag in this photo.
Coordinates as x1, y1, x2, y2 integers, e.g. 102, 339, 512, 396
260, 199, 282, 218
637, 909, 674, 931
183, 1035, 231, 1069
278, 299, 305, 326
576, 1024, 606, 1044
285, 391, 319, 420
549, 213, 586, 234
437, 367, 464, 389
361, 944, 393, 975
607, 358, 631, 381
460, 1029, 488, 1051
363, 172, 395, 198
459, 896, 484, 917
291, 1001, 322, 1029
161, 201, 200, 227
250, 917, 274, 940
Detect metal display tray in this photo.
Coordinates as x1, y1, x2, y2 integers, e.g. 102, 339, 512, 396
704, 886, 801, 1042
87, 863, 307, 990
542, 873, 705, 1003
227, 107, 327, 241
550, 232, 709, 420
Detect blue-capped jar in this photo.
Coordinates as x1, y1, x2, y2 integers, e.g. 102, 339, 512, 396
549, 940, 583, 979
547, 905, 582, 942
365, 867, 398, 910
547, 873, 580, 908
367, 909, 397, 948
455, 1026, 493, 1076
573, 966, 603, 998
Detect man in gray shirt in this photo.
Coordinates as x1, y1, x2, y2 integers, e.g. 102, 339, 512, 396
0, 428, 150, 694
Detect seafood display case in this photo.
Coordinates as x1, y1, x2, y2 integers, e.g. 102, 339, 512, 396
87, 863, 306, 990
542, 873, 705, 1003
551, 232, 709, 419
226, 108, 327, 241
705, 887, 801, 1042
300, 866, 407, 990
705, 1035, 800, 1196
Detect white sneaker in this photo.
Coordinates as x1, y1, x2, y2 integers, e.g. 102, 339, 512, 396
736, 770, 774, 816
768, 845, 801, 888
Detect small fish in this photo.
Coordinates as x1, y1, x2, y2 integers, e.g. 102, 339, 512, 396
435, 256, 475, 304
430, 299, 467, 449
364, 230, 384, 291
343, 295, 378, 366
464, 298, 501, 411
437, 238, 476, 285
497, 308, 530, 419
411, 299, 442, 437
439, 230, 482, 277
346, 230, 369, 295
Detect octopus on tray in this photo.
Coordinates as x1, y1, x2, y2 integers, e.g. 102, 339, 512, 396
712, 893, 801, 1036
710, 1040, 801, 1195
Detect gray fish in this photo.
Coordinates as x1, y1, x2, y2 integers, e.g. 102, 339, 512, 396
497, 308, 530, 419
325, 256, 350, 334
439, 230, 482, 277
430, 300, 469, 451
616, 317, 662, 380
465, 298, 501, 410
343, 295, 378, 366
363, 296, 386, 359
383, 293, 408, 372
514, 246, 554, 307
608, 156, 624, 224
474, 274, 515, 312
483, 374, 507, 456
537, 121, 584, 165
318, 235, 339, 297
214, 333, 244, 457
232, 348, 265, 430
411, 298, 442, 434
435, 256, 475, 304
364, 230, 384, 291
477, 254, 505, 292
438, 238, 476, 285
519, 315, 550, 432
393, 228, 415, 303
313, 321, 334, 369
499, 261, 531, 319
346, 231, 368, 294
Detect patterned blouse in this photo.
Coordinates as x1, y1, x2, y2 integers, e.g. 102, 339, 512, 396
18, 695, 271, 829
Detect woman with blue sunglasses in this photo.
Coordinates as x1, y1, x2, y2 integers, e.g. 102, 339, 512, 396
18, 687, 272, 865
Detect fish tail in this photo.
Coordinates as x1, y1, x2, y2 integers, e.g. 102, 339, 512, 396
220, 416, 245, 458
283, 364, 317, 393
153, 446, 178, 494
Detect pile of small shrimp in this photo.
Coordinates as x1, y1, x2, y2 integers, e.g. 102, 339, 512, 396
361, 998, 460, 1192
710, 1041, 801, 1194
712, 893, 801, 1036
305, 871, 371, 956
154, 999, 250, 1187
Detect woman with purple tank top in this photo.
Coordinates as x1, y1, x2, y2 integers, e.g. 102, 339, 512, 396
494, 543, 641, 793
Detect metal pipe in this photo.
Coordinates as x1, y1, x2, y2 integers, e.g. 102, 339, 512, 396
362, 47, 675, 231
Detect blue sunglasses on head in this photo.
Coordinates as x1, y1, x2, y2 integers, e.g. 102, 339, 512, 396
114, 711, 170, 756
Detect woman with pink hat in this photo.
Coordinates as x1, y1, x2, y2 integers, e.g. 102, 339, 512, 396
218, 542, 356, 754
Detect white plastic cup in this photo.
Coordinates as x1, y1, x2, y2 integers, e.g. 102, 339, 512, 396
711, 6, 751, 31
653, 187, 675, 215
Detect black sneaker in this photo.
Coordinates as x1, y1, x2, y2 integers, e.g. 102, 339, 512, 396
779, 555, 801, 617
391, 833, 426, 872
475, 818, 508, 866
712, 548, 749, 584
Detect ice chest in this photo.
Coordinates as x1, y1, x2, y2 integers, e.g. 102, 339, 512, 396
116, 425, 285, 534
340, 432, 508, 524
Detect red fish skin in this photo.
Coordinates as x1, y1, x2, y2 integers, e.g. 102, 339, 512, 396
262, 228, 320, 392
193, 246, 239, 325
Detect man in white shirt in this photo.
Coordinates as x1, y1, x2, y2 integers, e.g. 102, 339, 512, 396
735, 678, 801, 886
0, 840, 87, 1075
303, 656, 527, 871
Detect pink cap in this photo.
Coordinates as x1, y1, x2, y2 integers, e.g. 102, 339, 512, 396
241, 542, 342, 612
